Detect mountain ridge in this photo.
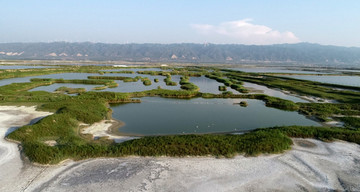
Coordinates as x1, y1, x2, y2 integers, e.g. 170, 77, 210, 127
1, 42, 360, 66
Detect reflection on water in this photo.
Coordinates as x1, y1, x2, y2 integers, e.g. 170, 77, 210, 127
111, 97, 319, 136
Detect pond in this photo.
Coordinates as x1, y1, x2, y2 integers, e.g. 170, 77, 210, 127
111, 97, 320, 136
282, 75, 360, 87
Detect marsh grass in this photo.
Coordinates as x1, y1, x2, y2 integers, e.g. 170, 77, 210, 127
164, 75, 177, 86
179, 76, 199, 91
1, 66, 360, 164
55, 86, 86, 94
218, 86, 227, 91
226, 71, 360, 103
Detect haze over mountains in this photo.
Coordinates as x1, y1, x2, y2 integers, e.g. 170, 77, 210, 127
1, 42, 360, 66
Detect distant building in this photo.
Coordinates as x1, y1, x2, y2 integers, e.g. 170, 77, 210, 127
171, 54, 178, 59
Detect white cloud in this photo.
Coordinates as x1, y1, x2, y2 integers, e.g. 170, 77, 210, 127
191, 19, 300, 45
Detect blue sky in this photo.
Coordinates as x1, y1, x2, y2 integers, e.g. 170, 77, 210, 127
1, 0, 360, 47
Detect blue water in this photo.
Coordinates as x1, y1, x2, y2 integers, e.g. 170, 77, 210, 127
282, 75, 360, 87
111, 97, 320, 136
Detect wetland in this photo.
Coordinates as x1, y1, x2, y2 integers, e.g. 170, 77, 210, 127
0, 63, 359, 164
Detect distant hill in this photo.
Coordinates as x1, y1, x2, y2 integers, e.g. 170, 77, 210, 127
1, 42, 360, 66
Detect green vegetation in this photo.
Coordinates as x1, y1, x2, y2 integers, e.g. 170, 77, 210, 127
180, 83, 199, 91
230, 83, 248, 93
0, 65, 136, 81
239, 101, 248, 107
298, 103, 360, 122
262, 95, 299, 111
205, 73, 249, 93
31, 78, 118, 87
335, 117, 360, 129
154, 78, 159, 83
218, 86, 227, 91
225, 70, 360, 103
102, 70, 134, 74
142, 78, 152, 86
123, 77, 140, 82
87, 75, 140, 83
179, 76, 190, 85
179, 76, 199, 91
205, 74, 233, 86
7, 99, 110, 164
275, 126, 360, 144
7, 123, 360, 164
131, 88, 199, 98
221, 91, 233, 96
137, 70, 202, 77
92, 86, 107, 90
55, 86, 86, 94
164, 75, 177, 86
1, 65, 360, 165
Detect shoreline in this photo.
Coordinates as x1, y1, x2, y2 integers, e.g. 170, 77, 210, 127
107, 118, 143, 137
80, 119, 139, 143
0, 105, 359, 191
18, 139, 360, 192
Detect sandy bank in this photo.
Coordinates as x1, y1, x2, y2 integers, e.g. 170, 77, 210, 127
81, 119, 138, 143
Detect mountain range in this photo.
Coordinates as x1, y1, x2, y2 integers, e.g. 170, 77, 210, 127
1, 42, 360, 66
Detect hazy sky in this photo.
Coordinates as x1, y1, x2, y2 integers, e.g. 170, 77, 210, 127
1, 0, 360, 47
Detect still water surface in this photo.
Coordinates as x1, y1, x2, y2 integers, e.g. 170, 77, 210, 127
111, 97, 319, 136
282, 75, 360, 87
22, 73, 240, 93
